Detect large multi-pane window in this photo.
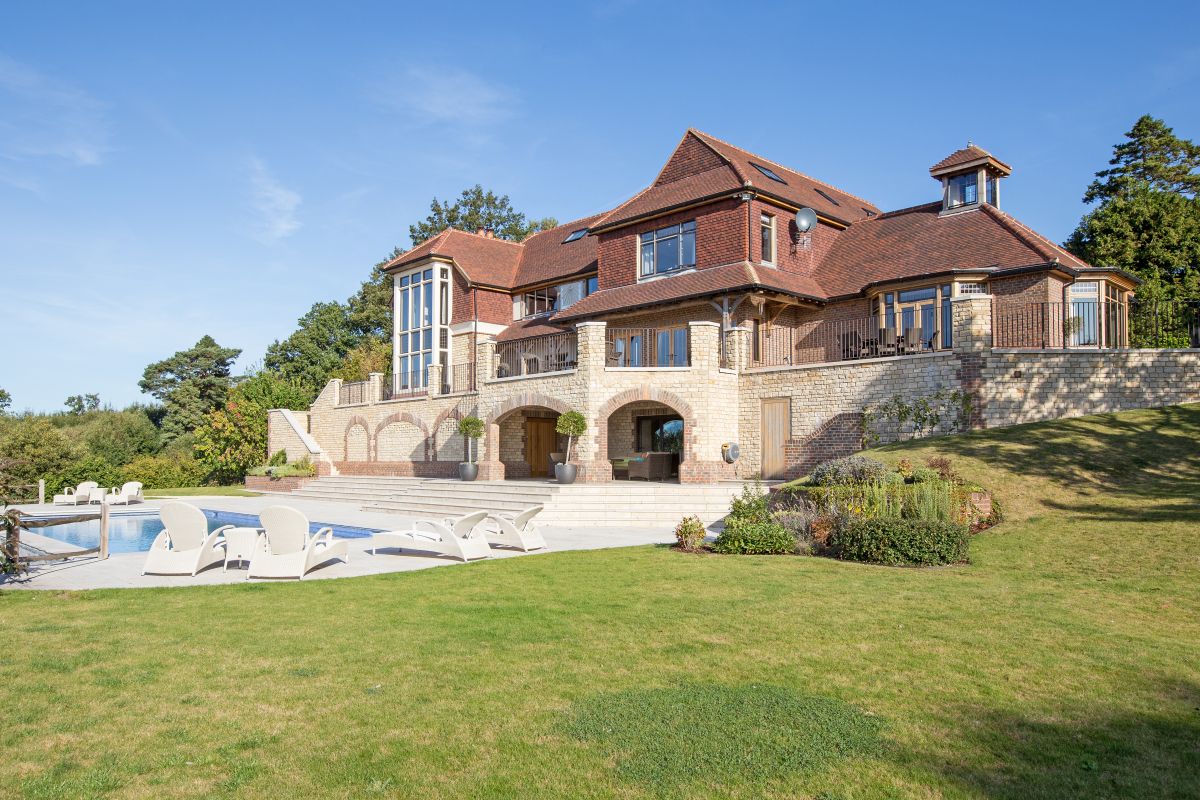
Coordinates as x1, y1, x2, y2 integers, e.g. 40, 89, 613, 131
639, 221, 696, 277
517, 277, 595, 319
394, 266, 450, 389
947, 173, 978, 208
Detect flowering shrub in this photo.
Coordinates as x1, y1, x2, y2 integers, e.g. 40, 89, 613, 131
673, 515, 707, 552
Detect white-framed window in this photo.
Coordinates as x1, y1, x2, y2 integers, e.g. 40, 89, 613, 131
760, 213, 776, 264
394, 266, 451, 389
514, 278, 594, 320
639, 220, 696, 277
957, 281, 987, 295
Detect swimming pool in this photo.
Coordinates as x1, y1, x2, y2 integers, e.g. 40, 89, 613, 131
29, 510, 381, 555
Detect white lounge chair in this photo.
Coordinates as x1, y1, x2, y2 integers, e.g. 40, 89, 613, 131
484, 506, 547, 552
142, 501, 229, 576
371, 510, 491, 562
105, 481, 144, 505
247, 506, 349, 580
53, 481, 98, 506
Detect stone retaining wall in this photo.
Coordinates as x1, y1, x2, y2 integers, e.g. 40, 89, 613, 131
244, 475, 315, 492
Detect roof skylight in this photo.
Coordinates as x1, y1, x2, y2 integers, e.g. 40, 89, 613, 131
814, 188, 841, 206
750, 163, 787, 184
563, 228, 588, 243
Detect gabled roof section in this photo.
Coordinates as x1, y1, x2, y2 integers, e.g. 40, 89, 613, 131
929, 144, 1012, 177
594, 130, 881, 232
816, 202, 1089, 297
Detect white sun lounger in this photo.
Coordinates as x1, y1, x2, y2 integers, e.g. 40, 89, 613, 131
142, 501, 230, 576
53, 481, 98, 506
105, 481, 144, 505
371, 510, 491, 562
247, 505, 350, 580
484, 505, 546, 552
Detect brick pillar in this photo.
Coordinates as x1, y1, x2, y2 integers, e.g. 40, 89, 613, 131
476, 421, 505, 481
367, 372, 383, 404
952, 296, 992, 429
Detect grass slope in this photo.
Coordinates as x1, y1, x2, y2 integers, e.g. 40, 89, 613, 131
3, 404, 1199, 799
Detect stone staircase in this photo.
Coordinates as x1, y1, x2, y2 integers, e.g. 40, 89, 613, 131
274, 475, 741, 527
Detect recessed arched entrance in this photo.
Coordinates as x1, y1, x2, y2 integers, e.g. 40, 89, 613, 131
485, 392, 572, 480
598, 388, 695, 482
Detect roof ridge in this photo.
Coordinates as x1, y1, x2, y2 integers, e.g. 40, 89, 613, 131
873, 200, 943, 219
980, 205, 1086, 266
685, 128, 749, 184
690, 129, 879, 210
444, 227, 524, 247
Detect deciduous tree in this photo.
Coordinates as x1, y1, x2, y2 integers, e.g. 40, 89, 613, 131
194, 371, 311, 482
264, 302, 358, 400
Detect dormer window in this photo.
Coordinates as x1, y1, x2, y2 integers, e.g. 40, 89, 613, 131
639, 220, 696, 278
948, 173, 978, 208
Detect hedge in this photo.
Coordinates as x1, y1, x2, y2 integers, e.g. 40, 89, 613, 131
831, 517, 969, 566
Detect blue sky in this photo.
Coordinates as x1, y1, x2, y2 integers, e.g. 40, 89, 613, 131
2, 0, 1198, 412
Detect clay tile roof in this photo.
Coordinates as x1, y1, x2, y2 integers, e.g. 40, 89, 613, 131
382, 228, 522, 287
510, 212, 606, 289
816, 202, 1088, 297
594, 130, 880, 232
496, 315, 572, 342
553, 263, 826, 322
929, 144, 1012, 176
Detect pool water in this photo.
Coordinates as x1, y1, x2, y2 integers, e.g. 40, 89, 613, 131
31, 510, 380, 555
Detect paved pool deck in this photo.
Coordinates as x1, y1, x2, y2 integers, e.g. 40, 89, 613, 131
2, 495, 676, 591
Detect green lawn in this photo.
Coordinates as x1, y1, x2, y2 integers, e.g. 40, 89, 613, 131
143, 486, 260, 498
4, 404, 1199, 799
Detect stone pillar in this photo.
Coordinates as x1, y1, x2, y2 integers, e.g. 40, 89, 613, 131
367, 372, 383, 404
677, 321, 737, 484
952, 295, 993, 429
476, 338, 496, 382
572, 321, 609, 482
727, 326, 750, 371
328, 378, 344, 407
426, 364, 444, 396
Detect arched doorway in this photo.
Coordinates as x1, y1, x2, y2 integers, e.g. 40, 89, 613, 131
486, 393, 573, 480
598, 389, 695, 482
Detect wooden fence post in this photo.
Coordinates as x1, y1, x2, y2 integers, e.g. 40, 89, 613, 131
39, 480, 45, 506
99, 503, 109, 560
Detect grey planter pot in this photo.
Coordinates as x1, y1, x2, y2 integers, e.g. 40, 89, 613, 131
555, 463, 578, 484
459, 462, 479, 481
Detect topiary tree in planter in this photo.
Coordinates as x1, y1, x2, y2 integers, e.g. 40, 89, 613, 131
457, 415, 485, 481
555, 411, 587, 484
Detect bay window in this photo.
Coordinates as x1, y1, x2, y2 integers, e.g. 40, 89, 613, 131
393, 266, 450, 390
639, 220, 696, 277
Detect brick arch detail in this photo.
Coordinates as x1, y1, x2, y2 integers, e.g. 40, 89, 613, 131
485, 392, 571, 425
431, 405, 467, 462
343, 415, 371, 462
372, 411, 431, 462
596, 387, 697, 463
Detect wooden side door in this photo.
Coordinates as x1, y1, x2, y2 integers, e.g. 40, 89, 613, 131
526, 418, 556, 477
761, 398, 791, 479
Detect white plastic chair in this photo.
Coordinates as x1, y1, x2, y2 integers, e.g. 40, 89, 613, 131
142, 502, 230, 576
53, 481, 98, 506
484, 506, 547, 552
105, 482, 144, 505
371, 510, 491, 562
247, 506, 350, 580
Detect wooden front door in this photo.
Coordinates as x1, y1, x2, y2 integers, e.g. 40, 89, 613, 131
761, 398, 790, 479
526, 417, 557, 477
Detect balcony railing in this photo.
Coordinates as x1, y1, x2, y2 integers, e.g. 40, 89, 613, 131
605, 327, 690, 367
381, 369, 428, 401
338, 381, 369, 405
994, 299, 1200, 349
445, 362, 477, 394
751, 315, 945, 368
495, 332, 577, 378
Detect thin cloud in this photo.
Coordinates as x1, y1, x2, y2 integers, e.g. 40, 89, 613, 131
0, 53, 110, 168
371, 67, 514, 128
247, 157, 302, 242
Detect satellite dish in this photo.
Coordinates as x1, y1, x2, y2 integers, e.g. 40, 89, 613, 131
794, 207, 817, 233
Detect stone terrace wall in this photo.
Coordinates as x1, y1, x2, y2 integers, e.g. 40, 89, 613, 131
981, 349, 1200, 427
738, 352, 963, 478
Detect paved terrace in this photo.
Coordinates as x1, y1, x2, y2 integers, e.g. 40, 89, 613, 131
2, 495, 676, 592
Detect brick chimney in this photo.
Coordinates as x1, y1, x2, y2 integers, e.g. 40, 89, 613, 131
475, 228, 495, 238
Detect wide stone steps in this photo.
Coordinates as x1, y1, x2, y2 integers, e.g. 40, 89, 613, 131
276, 475, 741, 527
